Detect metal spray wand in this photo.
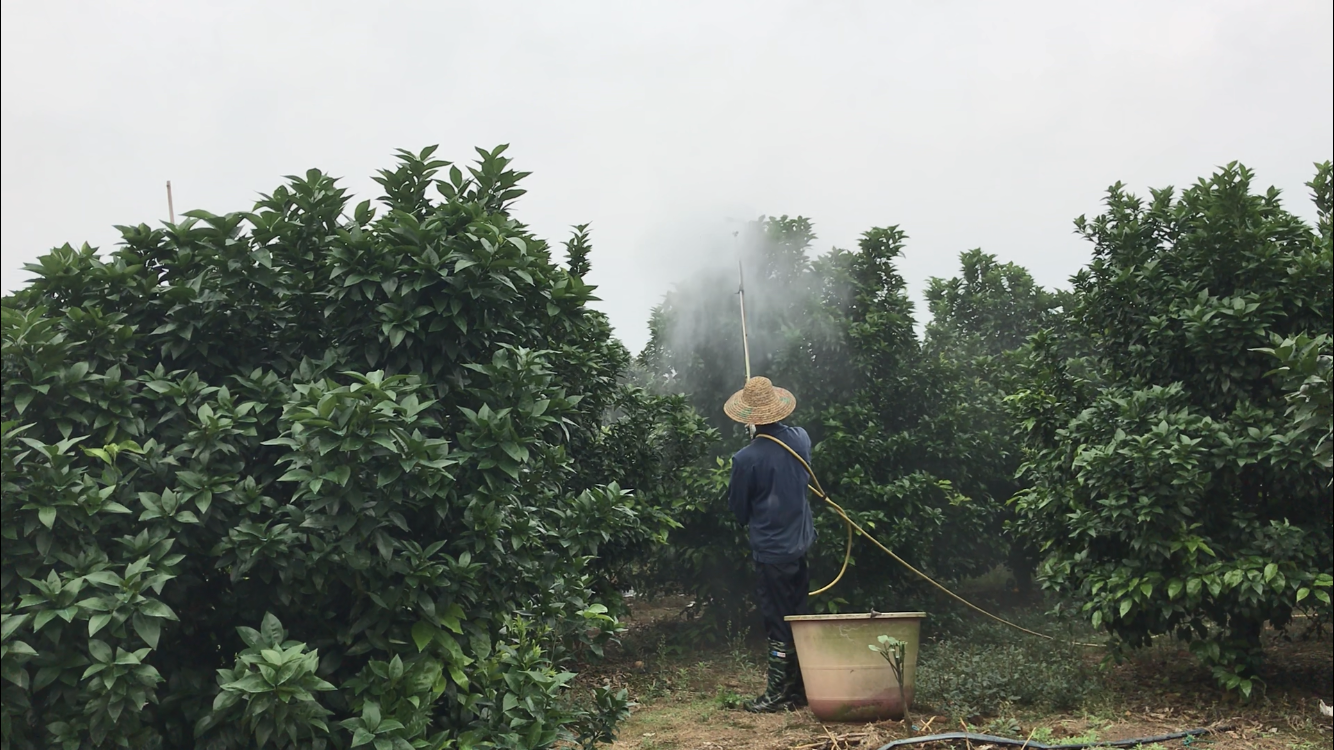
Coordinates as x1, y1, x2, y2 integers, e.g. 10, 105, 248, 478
737, 249, 756, 439
738, 258, 753, 382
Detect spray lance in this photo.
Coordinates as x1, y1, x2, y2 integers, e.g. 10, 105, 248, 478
736, 249, 757, 440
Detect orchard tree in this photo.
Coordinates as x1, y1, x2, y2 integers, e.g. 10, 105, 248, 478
923, 250, 1066, 593
815, 230, 1007, 602
0, 146, 693, 748
925, 249, 1067, 358
1010, 162, 1334, 693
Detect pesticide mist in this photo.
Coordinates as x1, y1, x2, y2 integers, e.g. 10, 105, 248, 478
638, 216, 859, 439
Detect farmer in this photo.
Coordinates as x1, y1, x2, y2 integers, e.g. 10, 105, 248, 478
725, 376, 815, 713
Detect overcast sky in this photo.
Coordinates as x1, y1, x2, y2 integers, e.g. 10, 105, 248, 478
3, 1, 1331, 353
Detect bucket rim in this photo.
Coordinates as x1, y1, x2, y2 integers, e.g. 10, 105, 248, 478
784, 611, 927, 622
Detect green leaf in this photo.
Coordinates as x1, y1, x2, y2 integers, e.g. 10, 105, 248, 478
260, 612, 284, 645
448, 663, 469, 690
6, 640, 36, 657
440, 603, 465, 634
411, 621, 434, 653
84, 447, 111, 464
228, 673, 272, 693
132, 613, 162, 649
1118, 599, 1132, 618
125, 556, 151, 580
1, 613, 31, 641
500, 442, 528, 463
434, 630, 470, 666
88, 639, 113, 663
138, 600, 178, 621
32, 611, 57, 633
88, 613, 112, 637
362, 700, 381, 732
37, 507, 56, 529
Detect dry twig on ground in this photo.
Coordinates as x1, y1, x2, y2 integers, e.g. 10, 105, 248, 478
790, 723, 902, 750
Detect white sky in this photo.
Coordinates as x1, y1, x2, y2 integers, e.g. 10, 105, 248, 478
3, 1, 1331, 353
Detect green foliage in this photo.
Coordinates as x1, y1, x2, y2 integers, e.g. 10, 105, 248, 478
916, 619, 1099, 720
1257, 333, 1333, 474
206, 613, 336, 747
924, 250, 1066, 590
1011, 161, 1334, 694
922, 248, 1069, 464
565, 685, 632, 750
570, 385, 722, 605
816, 231, 1016, 598
0, 146, 665, 748
628, 458, 754, 635
869, 634, 906, 665
925, 249, 1067, 357
710, 687, 744, 710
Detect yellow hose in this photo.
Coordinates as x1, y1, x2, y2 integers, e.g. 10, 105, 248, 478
807, 495, 852, 596
754, 433, 1100, 646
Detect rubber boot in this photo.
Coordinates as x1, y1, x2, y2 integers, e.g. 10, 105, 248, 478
790, 648, 807, 707
745, 640, 802, 713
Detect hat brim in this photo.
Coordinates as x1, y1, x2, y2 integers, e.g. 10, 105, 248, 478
724, 386, 797, 425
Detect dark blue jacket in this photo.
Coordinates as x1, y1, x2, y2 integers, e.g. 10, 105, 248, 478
727, 422, 816, 564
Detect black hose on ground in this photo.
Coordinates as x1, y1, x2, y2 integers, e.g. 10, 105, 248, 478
874, 726, 1225, 749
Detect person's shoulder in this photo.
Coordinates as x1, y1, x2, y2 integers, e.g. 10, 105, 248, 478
732, 442, 759, 464
787, 425, 813, 454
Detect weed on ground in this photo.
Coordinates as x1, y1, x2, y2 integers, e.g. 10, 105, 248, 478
915, 608, 1102, 719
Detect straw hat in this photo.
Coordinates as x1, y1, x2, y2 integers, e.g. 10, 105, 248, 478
724, 376, 797, 425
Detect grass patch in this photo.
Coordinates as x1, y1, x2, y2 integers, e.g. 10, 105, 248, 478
915, 610, 1102, 720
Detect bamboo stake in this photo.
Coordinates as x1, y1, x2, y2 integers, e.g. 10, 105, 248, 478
166, 181, 175, 224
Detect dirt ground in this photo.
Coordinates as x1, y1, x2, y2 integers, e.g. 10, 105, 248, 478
573, 596, 1333, 750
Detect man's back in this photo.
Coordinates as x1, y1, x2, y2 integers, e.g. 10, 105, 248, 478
719, 377, 811, 711
727, 422, 816, 564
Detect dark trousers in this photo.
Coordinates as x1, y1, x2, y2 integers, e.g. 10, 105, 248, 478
755, 557, 810, 644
